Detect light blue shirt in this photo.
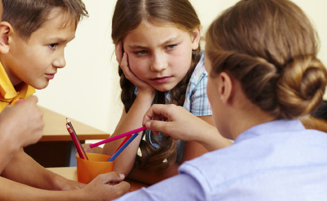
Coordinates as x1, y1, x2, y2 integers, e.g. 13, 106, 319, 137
183, 51, 212, 116
115, 120, 327, 201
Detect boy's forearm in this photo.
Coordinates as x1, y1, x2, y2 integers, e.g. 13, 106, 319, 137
1, 149, 69, 190
0, 176, 86, 201
0, 142, 16, 173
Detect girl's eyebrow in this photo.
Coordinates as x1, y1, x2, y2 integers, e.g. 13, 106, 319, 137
128, 35, 180, 49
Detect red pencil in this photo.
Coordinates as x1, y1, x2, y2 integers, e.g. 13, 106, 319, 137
66, 119, 88, 160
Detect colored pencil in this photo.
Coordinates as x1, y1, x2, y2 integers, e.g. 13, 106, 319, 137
89, 126, 146, 148
66, 119, 88, 160
108, 133, 138, 162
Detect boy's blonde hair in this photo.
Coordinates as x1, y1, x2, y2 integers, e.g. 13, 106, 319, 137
206, 0, 327, 119
2, 0, 88, 40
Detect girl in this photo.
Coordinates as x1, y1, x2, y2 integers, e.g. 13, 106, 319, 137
115, 0, 327, 200
98, 0, 232, 184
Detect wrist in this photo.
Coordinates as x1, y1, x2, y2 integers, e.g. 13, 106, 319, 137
46, 171, 70, 190
135, 90, 155, 105
196, 125, 221, 151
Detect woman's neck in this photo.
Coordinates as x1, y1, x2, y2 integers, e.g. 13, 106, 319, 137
227, 83, 277, 140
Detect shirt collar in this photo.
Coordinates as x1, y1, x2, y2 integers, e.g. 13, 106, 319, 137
0, 62, 19, 99
235, 119, 305, 143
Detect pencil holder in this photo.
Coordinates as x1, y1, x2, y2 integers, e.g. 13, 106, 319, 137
76, 153, 114, 184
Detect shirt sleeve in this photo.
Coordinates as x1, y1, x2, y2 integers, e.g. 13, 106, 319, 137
113, 173, 205, 201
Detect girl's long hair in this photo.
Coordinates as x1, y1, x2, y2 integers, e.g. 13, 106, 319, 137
112, 0, 201, 172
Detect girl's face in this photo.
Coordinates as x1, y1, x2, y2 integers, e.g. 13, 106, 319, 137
123, 21, 200, 92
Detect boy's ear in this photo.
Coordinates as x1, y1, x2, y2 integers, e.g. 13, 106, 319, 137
217, 72, 233, 105
0, 22, 12, 54
191, 27, 201, 50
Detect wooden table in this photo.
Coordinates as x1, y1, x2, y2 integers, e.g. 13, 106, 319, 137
25, 106, 110, 167
39, 106, 109, 141
47, 167, 149, 192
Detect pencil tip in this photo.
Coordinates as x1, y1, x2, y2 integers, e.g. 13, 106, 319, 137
66, 118, 70, 123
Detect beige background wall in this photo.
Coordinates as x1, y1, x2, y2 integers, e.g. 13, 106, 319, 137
35, 0, 327, 134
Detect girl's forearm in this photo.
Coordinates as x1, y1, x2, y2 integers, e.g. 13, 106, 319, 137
103, 92, 155, 175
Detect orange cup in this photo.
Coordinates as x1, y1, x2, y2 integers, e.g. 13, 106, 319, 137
76, 153, 114, 184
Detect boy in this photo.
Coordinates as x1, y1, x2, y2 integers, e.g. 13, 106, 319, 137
0, 0, 129, 200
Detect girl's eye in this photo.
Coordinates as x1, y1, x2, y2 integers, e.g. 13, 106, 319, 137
48, 43, 58, 50
166, 44, 177, 50
134, 50, 147, 55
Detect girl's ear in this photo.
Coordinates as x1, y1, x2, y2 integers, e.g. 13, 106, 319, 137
217, 72, 233, 105
191, 27, 201, 50
0, 22, 12, 54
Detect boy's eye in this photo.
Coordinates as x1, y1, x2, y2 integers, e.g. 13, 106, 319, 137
48, 43, 58, 49
166, 44, 177, 50
134, 50, 147, 55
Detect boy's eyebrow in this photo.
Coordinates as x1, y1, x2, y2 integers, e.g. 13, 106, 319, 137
48, 36, 75, 43
128, 35, 180, 49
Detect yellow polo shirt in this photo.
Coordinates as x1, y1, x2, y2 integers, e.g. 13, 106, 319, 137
0, 62, 35, 112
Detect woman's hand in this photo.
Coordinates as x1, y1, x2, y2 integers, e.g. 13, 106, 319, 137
116, 42, 155, 94
143, 104, 213, 141
143, 104, 225, 151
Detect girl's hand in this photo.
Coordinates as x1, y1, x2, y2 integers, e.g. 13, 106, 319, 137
81, 172, 130, 200
115, 42, 155, 94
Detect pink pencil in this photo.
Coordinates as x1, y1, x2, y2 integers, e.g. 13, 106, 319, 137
89, 126, 146, 148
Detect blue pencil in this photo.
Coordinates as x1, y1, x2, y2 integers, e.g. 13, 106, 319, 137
108, 133, 138, 162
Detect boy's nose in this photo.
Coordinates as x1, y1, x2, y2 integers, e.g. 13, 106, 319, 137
151, 54, 167, 72
53, 53, 66, 68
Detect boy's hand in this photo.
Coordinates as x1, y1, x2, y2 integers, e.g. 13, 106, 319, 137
81, 171, 130, 200
0, 95, 44, 148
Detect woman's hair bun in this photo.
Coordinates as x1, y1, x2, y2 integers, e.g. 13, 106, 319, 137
277, 55, 327, 119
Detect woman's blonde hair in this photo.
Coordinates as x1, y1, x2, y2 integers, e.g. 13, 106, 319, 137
206, 0, 327, 119
112, 0, 201, 171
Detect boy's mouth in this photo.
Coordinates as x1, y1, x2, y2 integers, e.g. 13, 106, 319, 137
45, 73, 56, 80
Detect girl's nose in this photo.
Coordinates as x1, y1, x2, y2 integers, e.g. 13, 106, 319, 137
151, 54, 167, 72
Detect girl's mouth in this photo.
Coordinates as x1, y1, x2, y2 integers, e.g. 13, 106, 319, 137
151, 76, 172, 84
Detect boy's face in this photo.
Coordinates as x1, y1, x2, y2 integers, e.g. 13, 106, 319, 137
3, 8, 76, 89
